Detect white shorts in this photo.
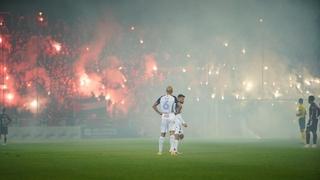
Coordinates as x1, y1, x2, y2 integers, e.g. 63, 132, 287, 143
174, 114, 184, 134
160, 113, 175, 133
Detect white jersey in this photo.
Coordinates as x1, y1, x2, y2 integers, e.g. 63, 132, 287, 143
155, 94, 177, 133
174, 114, 186, 134
156, 95, 177, 114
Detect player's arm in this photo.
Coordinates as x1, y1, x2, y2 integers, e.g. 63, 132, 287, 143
182, 122, 188, 128
316, 104, 320, 118
152, 98, 162, 116
307, 106, 312, 126
180, 114, 188, 127
7, 114, 12, 124
175, 102, 182, 115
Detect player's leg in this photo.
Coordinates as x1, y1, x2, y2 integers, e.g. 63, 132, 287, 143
311, 120, 318, 148
173, 122, 182, 154
158, 117, 168, 155
3, 127, 8, 145
173, 115, 184, 154
174, 133, 180, 153
158, 132, 166, 154
299, 118, 306, 142
305, 126, 311, 148
169, 130, 175, 153
311, 130, 317, 147
168, 114, 176, 153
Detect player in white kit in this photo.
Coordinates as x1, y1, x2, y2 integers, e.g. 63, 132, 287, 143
172, 94, 187, 155
152, 86, 178, 155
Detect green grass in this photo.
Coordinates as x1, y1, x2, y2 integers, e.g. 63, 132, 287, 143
0, 139, 319, 180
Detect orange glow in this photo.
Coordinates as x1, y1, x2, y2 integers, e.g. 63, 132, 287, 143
6, 93, 14, 101
53, 42, 62, 52
80, 74, 91, 87
30, 99, 38, 109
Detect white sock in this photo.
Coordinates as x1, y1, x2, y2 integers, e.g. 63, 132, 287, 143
169, 135, 175, 152
159, 136, 165, 153
174, 139, 179, 152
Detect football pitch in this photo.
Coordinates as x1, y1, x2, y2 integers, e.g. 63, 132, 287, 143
0, 139, 319, 180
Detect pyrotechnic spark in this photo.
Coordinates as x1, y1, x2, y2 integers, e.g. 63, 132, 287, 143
105, 94, 111, 100
243, 81, 254, 92
80, 74, 91, 86
273, 90, 282, 98
6, 93, 14, 101
53, 42, 62, 52
1, 84, 7, 90
38, 16, 44, 22
37, 11, 44, 23
152, 65, 157, 71
304, 79, 311, 86
241, 48, 246, 54
121, 100, 125, 105
296, 83, 301, 89
30, 99, 38, 109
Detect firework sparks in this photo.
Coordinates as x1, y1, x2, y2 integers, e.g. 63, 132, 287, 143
241, 48, 246, 54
